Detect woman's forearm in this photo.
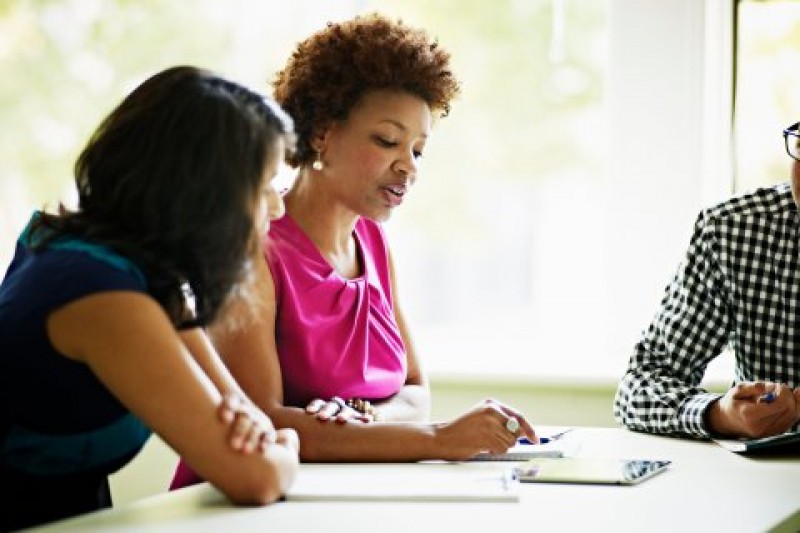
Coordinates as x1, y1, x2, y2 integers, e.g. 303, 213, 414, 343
269, 404, 440, 461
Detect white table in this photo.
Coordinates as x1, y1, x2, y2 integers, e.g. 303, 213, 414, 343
32, 427, 800, 532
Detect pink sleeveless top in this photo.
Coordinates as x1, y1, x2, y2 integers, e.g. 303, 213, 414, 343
266, 214, 407, 407
170, 215, 408, 491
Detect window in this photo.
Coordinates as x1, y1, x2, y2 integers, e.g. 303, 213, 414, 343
375, 0, 609, 380
0, 0, 362, 268
388, 1, 738, 382
734, 0, 800, 192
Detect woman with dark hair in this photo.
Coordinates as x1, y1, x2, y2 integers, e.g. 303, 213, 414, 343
0, 65, 299, 530
172, 14, 536, 488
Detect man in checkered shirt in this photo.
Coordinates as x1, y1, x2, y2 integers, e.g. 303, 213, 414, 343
614, 122, 800, 439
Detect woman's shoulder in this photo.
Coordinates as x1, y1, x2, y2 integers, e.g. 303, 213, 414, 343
354, 217, 388, 247
6, 238, 148, 313
266, 213, 312, 250
16, 211, 147, 289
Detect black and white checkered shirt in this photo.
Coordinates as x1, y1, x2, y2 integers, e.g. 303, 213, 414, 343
614, 183, 800, 437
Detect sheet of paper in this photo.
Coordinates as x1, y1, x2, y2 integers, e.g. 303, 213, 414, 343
284, 464, 519, 502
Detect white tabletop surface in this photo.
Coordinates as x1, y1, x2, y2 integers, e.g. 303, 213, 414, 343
31, 427, 800, 533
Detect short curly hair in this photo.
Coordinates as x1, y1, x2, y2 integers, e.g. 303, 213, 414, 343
272, 12, 460, 167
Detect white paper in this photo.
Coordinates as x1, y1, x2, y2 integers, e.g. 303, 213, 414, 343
284, 464, 519, 502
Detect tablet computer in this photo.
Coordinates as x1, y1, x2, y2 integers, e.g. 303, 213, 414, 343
511, 457, 671, 485
713, 431, 800, 454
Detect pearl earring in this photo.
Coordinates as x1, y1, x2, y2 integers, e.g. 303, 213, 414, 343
312, 152, 323, 171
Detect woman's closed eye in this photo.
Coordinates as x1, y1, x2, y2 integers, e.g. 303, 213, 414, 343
373, 135, 424, 161
373, 135, 397, 148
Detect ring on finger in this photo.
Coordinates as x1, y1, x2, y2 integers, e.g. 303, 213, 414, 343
505, 417, 520, 434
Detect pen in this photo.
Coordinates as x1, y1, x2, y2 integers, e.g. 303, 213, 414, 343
519, 437, 549, 445
519, 428, 573, 445
759, 391, 776, 403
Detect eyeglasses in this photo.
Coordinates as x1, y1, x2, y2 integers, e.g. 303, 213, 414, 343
783, 122, 800, 162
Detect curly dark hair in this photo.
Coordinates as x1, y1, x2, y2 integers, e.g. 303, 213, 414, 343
272, 12, 460, 167
31, 66, 294, 328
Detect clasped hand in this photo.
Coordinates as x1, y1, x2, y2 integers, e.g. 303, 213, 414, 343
217, 392, 299, 454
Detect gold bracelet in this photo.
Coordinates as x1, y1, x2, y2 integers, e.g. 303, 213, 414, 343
346, 398, 363, 412
347, 398, 382, 421
364, 401, 382, 422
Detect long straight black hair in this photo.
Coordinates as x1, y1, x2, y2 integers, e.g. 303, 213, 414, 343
32, 66, 294, 327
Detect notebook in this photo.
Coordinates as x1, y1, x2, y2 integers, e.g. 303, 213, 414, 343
713, 430, 800, 454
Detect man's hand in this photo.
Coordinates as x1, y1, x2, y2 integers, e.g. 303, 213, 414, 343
706, 381, 800, 438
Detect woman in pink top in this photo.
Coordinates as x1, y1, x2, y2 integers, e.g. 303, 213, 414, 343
266, 214, 407, 409
171, 14, 537, 487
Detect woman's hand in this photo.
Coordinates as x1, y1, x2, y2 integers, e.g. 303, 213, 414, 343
304, 397, 373, 424
433, 399, 537, 461
218, 392, 278, 453
275, 427, 300, 453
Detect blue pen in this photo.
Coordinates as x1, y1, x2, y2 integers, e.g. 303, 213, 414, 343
519, 437, 548, 445
518, 428, 573, 445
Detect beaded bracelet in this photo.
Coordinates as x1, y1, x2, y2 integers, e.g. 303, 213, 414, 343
346, 398, 383, 421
